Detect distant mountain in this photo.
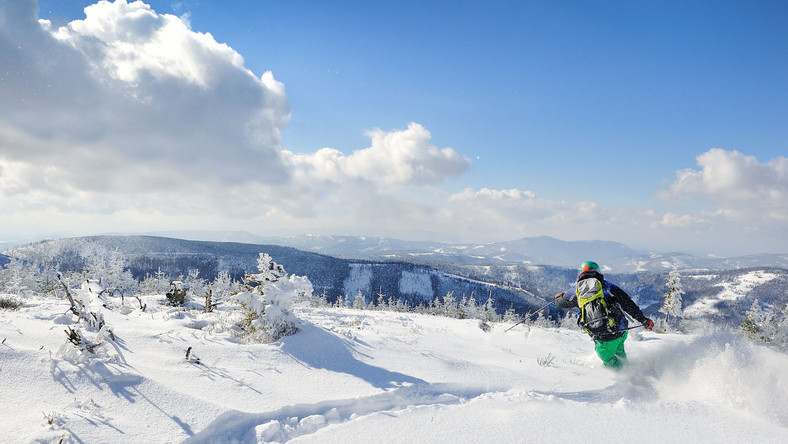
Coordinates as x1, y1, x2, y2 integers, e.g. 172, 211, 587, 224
9, 230, 788, 272
203, 233, 788, 273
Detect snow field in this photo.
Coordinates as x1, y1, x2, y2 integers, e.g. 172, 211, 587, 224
1, 295, 786, 443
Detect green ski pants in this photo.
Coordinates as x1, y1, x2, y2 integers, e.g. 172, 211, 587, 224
594, 331, 628, 369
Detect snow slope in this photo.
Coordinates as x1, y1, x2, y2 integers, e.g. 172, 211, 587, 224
1, 294, 786, 443
684, 270, 779, 317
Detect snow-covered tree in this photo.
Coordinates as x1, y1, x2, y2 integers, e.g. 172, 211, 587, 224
375, 289, 388, 310
441, 292, 458, 318
463, 294, 481, 320
207, 270, 237, 306
37, 264, 61, 297
334, 294, 350, 308
184, 269, 207, 299
76, 248, 137, 295
351, 290, 367, 310
229, 253, 313, 343
139, 268, 171, 295
774, 305, 788, 351
0, 258, 34, 296
104, 250, 137, 292
502, 305, 520, 324
740, 299, 773, 343
560, 311, 580, 330
483, 295, 498, 322
660, 266, 684, 329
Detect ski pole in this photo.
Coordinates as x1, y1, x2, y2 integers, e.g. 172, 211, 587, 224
619, 324, 645, 331
505, 301, 554, 332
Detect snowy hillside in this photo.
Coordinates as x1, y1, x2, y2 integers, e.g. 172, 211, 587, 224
5, 236, 788, 329
1, 293, 786, 443
684, 270, 780, 317
3, 236, 541, 313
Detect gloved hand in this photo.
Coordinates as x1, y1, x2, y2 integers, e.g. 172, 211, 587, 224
554, 292, 565, 299
643, 318, 655, 330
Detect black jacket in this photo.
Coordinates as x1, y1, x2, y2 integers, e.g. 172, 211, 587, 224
555, 270, 649, 341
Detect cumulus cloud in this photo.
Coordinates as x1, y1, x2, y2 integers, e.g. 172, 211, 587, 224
1, 0, 290, 194
49, 1, 244, 87
287, 123, 470, 186
662, 148, 788, 222
0, 1, 473, 240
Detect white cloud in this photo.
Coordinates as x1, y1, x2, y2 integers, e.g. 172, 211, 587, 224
0, 1, 472, 242
287, 123, 470, 187
49, 0, 245, 87
449, 188, 536, 201
657, 212, 704, 229
441, 187, 610, 242
1, 0, 290, 189
662, 148, 788, 222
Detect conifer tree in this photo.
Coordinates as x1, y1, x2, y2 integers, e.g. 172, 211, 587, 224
660, 265, 684, 329
483, 295, 498, 322
229, 253, 312, 342
442, 292, 458, 318
351, 290, 366, 310
375, 288, 387, 310
207, 270, 237, 306
741, 299, 772, 343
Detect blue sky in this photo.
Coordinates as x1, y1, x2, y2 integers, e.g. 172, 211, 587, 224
166, 0, 786, 198
2, 0, 786, 255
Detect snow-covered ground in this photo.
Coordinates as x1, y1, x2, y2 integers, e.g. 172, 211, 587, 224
1, 294, 787, 443
684, 270, 779, 317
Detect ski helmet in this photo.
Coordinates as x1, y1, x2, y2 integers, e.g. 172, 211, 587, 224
578, 261, 600, 276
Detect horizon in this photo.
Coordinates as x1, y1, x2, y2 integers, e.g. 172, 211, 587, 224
3, 230, 786, 262
1, 0, 786, 257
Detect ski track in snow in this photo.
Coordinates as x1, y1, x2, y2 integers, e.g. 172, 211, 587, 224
184, 383, 489, 443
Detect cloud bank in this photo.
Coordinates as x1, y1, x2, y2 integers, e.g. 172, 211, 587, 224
0, 0, 785, 256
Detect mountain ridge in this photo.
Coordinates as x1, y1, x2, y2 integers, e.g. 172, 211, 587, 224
138, 231, 788, 272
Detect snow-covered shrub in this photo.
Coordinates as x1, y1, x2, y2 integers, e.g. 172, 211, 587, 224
529, 309, 556, 328
741, 300, 788, 351
559, 311, 580, 330
55, 275, 116, 363
229, 253, 313, 343
0, 293, 23, 310
165, 281, 189, 306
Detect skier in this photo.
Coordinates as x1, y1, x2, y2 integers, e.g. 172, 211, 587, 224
554, 261, 654, 369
